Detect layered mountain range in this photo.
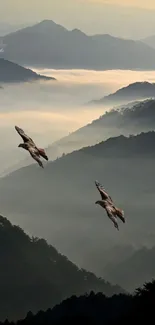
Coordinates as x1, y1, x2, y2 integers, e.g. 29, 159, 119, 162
3, 20, 155, 69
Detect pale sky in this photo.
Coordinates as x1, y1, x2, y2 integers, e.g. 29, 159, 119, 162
89, 0, 155, 9
1, 0, 155, 39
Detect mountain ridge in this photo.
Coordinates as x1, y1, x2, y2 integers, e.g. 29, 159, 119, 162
3, 20, 155, 69
89, 81, 155, 106
45, 98, 155, 160
0, 58, 56, 83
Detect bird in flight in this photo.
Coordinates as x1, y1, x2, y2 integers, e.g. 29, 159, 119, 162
95, 180, 125, 230
15, 126, 48, 168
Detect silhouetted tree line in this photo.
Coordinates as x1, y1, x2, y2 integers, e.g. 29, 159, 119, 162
0, 216, 122, 321
0, 280, 155, 325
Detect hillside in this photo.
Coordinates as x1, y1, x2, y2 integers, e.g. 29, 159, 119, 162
45, 98, 155, 160
3, 20, 155, 69
0, 216, 123, 321
103, 245, 155, 292
0, 58, 56, 83
1, 132, 155, 279
89, 82, 155, 106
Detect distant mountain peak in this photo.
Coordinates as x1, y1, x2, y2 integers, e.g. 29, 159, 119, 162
89, 81, 155, 106
71, 28, 86, 36
40, 19, 55, 24
38, 19, 60, 26
35, 19, 68, 31
123, 81, 153, 89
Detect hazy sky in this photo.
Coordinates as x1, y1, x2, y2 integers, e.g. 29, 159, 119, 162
1, 0, 155, 39
91, 0, 155, 9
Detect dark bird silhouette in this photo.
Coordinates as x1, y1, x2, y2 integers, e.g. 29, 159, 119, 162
15, 125, 48, 168
95, 180, 125, 230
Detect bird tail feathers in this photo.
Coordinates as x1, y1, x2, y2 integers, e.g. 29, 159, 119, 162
115, 208, 125, 223
38, 148, 48, 161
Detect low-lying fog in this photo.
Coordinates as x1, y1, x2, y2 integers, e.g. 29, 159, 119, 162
1, 68, 155, 175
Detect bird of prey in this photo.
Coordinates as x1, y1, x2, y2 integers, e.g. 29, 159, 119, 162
15, 126, 48, 168
95, 180, 125, 230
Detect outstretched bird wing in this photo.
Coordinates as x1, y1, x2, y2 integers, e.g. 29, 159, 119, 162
95, 180, 113, 203
15, 126, 35, 145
